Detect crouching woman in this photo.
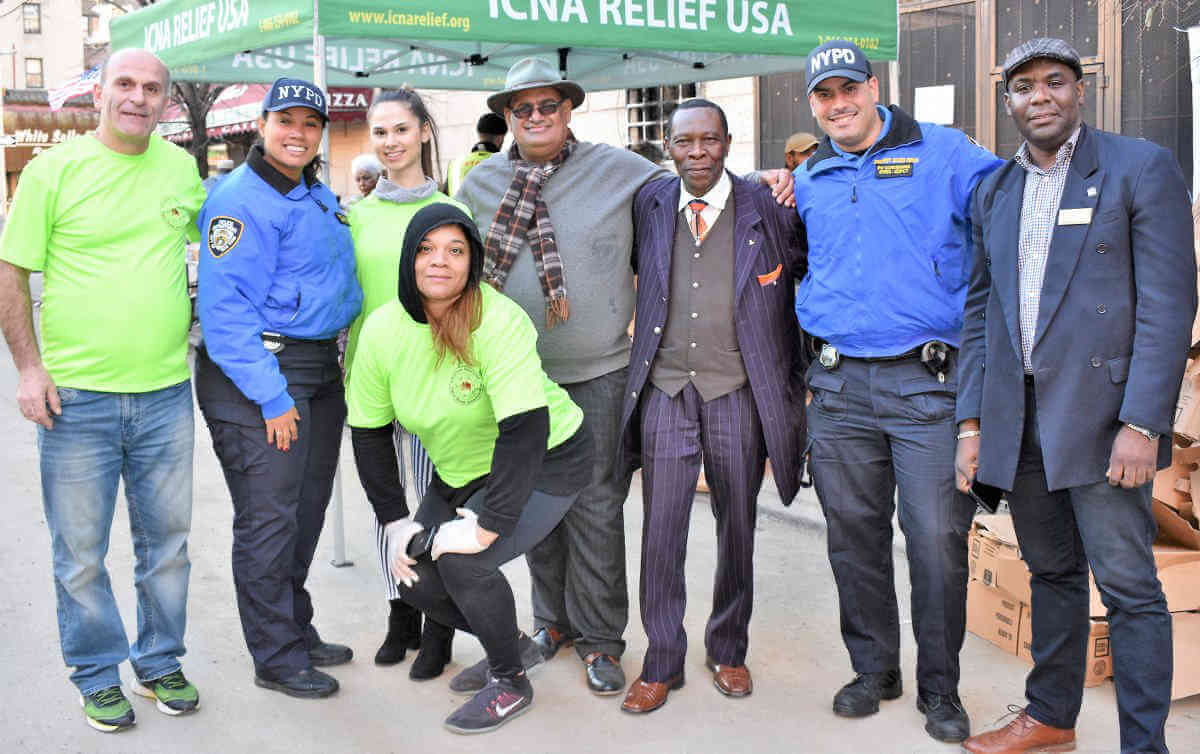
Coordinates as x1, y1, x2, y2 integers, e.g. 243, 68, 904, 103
347, 203, 591, 734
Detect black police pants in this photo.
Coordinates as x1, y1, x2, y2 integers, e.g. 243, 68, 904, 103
195, 342, 345, 680
806, 355, 975, 695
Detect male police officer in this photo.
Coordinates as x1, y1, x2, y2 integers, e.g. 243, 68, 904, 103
793, 39, 1002, 743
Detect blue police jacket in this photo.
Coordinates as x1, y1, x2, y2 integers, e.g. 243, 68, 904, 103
197, 145, 362, 419
793, 105, 1002, 357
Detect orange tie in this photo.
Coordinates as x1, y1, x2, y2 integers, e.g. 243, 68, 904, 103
688, 199, 708, 244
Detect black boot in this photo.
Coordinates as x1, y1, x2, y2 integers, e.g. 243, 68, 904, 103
374, 600, 422, 666
409, 618, 455, 681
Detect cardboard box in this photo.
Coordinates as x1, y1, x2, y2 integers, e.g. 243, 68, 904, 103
1177, 364, 1200, 446
1153, 500, 1200, 550
968, 516, 1032, 604
1017, 610, 1111, 688
970, 515, 1200, 615
970, 516, 1106, 615
1172, 612, 1200, 700
966, 579, 1022, 655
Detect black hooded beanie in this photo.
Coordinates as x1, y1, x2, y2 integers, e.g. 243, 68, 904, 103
397, 203, 486, 324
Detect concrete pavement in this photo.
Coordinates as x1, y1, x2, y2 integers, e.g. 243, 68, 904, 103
1, 341, 1198, 753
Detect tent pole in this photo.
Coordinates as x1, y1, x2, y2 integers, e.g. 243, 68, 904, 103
313, 0, 331, 185
314, 0, 352, 569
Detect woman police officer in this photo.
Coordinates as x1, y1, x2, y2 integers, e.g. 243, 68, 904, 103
194, 78, 362, 699
348, 203, 592, 734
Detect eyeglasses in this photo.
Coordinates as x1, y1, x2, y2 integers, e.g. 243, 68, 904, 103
510, 99, 564, 120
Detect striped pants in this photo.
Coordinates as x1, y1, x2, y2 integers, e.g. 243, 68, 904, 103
374, 424, 434, 600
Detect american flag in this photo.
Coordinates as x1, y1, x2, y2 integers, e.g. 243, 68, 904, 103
49, 66, 101, 111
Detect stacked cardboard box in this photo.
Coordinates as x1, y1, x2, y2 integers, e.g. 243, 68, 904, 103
966, 514, 1200, 698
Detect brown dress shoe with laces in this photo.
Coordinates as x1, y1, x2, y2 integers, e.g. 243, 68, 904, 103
704, 657, 752, 697
620, 674, 684, 714
962, 708, 1075, 753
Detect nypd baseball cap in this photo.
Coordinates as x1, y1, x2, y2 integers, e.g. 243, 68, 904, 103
806, 39, 873, 96
1002, 38, 1084, 90
262, 77, 328, 121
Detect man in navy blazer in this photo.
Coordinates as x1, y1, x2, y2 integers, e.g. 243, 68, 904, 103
958, 39, 1196, 754
617, 99, 806, 714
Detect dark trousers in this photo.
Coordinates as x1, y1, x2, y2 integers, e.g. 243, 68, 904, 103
1009, 381, 1171, 752
527, 367, 632, 658
638, 383, 765, 682
195, 343, 345, 680
398, 483, 578, 678
806, 356, 975, 695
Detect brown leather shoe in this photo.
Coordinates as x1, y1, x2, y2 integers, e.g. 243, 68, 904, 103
620, 674, 684, 714
962, 708, 1075, 753
705, 657, 752, 697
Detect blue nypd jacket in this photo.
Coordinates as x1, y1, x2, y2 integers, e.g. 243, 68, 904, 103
793, 105, 1002, 357
197, 145, 362, 419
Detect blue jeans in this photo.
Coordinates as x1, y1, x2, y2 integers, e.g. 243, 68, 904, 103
1009, 381, 1170, 753
38, 380, 194, 695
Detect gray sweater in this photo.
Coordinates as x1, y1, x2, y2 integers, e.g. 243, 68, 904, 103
457, 142, 671, 385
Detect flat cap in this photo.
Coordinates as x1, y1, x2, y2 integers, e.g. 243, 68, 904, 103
1002, 38, 1083, 90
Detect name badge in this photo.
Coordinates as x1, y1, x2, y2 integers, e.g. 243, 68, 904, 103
1057, 207, 1092, 226
874, 158, 914, 179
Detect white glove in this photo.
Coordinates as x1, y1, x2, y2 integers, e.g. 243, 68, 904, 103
383, 517, 423, 587
431, 508, 489, 560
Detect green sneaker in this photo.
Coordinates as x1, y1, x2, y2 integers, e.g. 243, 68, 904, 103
131, 670, 199, 715
80, 686, 135, 732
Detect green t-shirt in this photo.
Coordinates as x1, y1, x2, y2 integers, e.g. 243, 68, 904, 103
0, 134, 205, 392
344, 192, 469, 374
347, 285, 583, 487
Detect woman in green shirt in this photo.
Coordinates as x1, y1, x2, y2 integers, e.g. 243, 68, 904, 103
348, 203, 591, 734
346, 89, 468, 677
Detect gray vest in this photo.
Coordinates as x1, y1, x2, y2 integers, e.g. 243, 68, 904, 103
649, 198, 748, 401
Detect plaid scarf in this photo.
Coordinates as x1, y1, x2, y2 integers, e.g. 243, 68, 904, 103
483, 133, 577, 328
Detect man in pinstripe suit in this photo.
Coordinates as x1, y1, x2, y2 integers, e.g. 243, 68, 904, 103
618, 100, 807, 714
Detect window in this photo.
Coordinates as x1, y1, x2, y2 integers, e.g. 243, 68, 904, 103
25, 57, 43, 89
625, 84, 697, 150
23, 2, 42, 34
900, 3, 977, 139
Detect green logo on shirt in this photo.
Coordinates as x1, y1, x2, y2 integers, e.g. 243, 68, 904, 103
161, 195, 190, 228
450, 365, 483, 405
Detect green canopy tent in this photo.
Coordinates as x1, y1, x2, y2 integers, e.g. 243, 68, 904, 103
110, 0, 896, 565
110, 0, 897, 90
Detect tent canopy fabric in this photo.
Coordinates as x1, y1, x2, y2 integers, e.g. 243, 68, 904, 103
111, 0, 897, 90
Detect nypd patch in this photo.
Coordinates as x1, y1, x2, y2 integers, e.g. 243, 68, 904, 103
208, 216, 244, 258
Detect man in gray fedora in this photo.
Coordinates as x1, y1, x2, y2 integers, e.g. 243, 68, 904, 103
455, 56, 794, 697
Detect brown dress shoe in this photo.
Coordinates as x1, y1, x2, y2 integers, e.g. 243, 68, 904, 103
962, 708, 1075, 753
705, 657, 752, 697
620, 675, 684, 714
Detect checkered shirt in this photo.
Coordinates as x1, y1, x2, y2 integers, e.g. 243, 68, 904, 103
1013, 128, 1080, 373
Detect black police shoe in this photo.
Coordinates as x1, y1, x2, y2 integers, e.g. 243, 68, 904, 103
584, 653, 625, 695
308, 641, 353, 667
916, 689, 971, 743
254, 667, 339, 699
832, 669, 903, 717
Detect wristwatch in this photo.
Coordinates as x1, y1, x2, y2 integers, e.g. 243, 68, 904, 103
1125, 423, 1160, 442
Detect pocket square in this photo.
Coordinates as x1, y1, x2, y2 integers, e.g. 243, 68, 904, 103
757, 263, 782, 286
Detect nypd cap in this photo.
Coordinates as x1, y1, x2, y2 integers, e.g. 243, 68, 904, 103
1002, 38, 1083, 90
806, 39, 873, 96
262, 77, 328, 121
